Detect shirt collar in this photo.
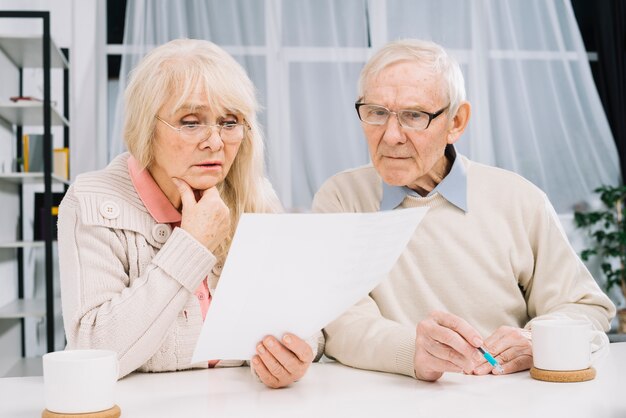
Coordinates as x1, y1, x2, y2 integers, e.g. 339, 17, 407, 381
128, 155, 182, 223
380, 145, 468, 212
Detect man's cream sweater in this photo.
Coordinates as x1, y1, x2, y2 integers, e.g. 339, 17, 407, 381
313, 156, 615, 378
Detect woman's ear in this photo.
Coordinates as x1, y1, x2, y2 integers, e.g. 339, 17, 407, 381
447, 101, 471, 145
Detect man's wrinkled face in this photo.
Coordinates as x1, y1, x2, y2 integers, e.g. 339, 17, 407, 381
361, 62, 453, 190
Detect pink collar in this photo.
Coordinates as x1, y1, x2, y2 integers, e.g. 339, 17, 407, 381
128, 155, 181, 224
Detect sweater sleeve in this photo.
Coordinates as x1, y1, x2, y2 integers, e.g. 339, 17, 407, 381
312, 179, 417, 378
323, 296, 417, 377
58, 187, 216, 378
522, 193, 616, 347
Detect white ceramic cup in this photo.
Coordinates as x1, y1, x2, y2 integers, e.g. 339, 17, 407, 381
531, 318, 605, 371
42, 349, 118, 414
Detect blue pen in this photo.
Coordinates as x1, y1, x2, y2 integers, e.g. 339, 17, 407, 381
477, 346, 504, 374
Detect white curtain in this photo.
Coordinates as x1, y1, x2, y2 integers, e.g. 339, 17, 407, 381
110, 0, 620, 213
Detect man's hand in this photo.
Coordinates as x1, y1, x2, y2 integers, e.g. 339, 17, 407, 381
252, 333, 314, 388
172, 177, 230, 251
472, 326, 532, 375
414, 311, 485, 382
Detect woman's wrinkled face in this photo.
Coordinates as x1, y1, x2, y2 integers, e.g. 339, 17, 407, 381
150, 88, 244, 208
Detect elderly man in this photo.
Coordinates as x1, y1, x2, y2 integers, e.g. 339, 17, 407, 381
313, 39, 615, 382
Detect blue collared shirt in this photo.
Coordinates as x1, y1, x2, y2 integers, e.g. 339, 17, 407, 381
380, 145, 468, 212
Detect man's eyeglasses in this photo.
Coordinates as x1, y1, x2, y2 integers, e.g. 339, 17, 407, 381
155, 115, 249, 144
355, 103, 449, 131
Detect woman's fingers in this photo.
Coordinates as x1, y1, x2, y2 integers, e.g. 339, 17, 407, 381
253, 334, 313, 388
171, 177, 195, 208
173, 179, 230, 250
280, 333, 314, 364
251, 355, 281, 388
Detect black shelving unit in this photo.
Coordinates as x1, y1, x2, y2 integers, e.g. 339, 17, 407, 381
0, 11, 70, 355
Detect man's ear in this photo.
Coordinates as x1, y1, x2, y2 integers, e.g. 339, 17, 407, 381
447, 101, 471, 145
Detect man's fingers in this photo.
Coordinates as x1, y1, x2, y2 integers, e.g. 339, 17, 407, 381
472, 361, 494, 375
421, 312, 484, 368
421, 352, 464, 375
473, 326, 533, 375
484, 326, 531, 356
422, 333, 482, 372
482, 326, 532, 366
414, 312, 489, 380
414, 339, 462, 381
476, 349, 532, 375
498, 353, 533, 374
431, 311, 483, 348
420, 342, 465, 373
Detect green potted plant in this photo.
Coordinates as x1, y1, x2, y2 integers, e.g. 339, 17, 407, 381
574, 185, 626, 333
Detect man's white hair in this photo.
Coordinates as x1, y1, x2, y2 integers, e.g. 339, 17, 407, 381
358, 39, 466, 118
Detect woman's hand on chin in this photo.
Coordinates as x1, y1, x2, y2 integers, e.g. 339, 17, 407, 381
172, 177, 230, 251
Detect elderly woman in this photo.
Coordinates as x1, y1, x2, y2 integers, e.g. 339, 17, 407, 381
58, 39, 322, 387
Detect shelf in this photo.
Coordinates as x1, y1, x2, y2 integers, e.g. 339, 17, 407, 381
0, 101, 68, 126
0, 172, 70, 185
0, 298, 61, 319
2, 356, 42, 377
0, 13, 70, 355
0, 241, 45, 249
0, 36, 68, 68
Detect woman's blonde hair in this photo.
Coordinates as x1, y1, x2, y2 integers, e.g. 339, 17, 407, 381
124, 38, 281, 260
357, 39, 466, 119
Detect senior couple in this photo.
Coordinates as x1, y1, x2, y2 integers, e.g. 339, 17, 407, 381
57, 38, 614, 388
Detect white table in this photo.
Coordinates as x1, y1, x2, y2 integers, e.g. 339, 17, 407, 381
2, 343, 625, 418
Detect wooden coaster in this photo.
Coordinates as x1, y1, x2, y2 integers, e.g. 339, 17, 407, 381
42, 404, 121, 418
530, 366, 596, 383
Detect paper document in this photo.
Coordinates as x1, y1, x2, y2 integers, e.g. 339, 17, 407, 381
191, 207, 428, 362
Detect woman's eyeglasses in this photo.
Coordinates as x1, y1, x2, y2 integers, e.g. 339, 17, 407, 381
155, 115, 249, 144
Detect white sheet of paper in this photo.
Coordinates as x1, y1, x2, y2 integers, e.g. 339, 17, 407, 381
191, 207, 428, 362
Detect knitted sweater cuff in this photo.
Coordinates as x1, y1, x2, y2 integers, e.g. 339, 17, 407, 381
395, 331, 417, 378
152, 227, 216, 292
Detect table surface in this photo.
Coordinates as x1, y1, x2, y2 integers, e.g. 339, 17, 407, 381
2, 343, 625, 418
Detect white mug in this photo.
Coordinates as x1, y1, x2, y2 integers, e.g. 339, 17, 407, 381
531, 318, 607, 371
43, 349, 118, 414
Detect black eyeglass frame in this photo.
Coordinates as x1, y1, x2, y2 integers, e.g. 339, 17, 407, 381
354, 102, 449, 130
